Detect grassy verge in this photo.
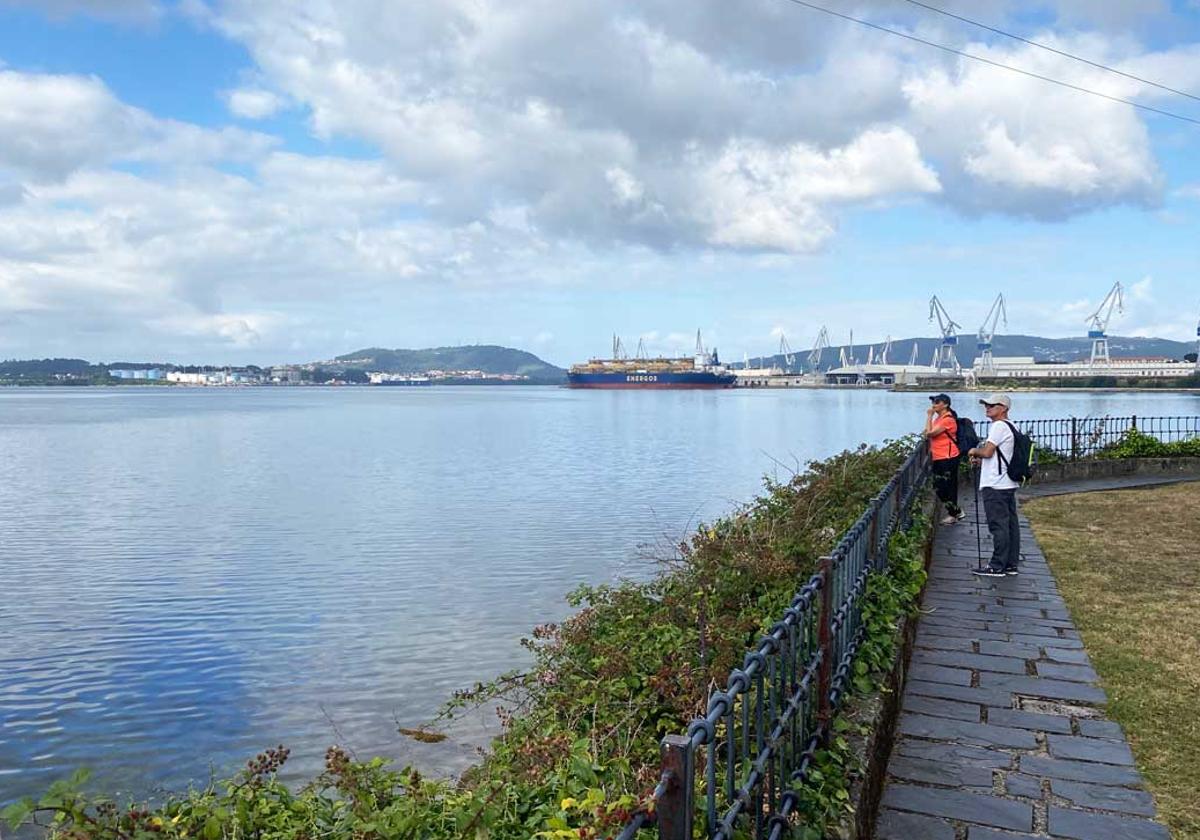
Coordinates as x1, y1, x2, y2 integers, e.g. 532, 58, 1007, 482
4, 440, 929, 840
1024, 482, 1200, 840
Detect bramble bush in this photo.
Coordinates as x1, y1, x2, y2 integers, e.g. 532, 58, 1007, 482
5, 439, 931, 840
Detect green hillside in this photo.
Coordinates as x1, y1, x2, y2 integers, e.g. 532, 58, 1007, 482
332, 345, 566, 382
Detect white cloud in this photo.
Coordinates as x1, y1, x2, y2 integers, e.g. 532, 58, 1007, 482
0, 70, 137, 181
605, 167, 644, 206
225, 87, 285, 119
2, 1, 1198, 361
0, 69, 278, 182
694, 129, 940, 252
1130, 276, 1153, 301
195, 0, 1184, 239
151, 311, 283, 346
901, 35, 1163, 217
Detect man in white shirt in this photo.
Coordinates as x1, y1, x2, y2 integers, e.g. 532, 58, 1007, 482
966, 393, 1020, 577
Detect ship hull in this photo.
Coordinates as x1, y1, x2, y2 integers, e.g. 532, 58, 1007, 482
567, 371, 736, 389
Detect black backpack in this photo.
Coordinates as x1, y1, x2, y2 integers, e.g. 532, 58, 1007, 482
997, 420, 1035, 484
951, 410, 979, 456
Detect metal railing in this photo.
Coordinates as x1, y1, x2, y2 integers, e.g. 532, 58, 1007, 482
611, 414, 1200, 839
613, 442, 932, 840
980, 415, 1200, 460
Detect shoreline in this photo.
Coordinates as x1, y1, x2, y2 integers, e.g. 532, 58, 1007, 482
4, 382, 1200, 394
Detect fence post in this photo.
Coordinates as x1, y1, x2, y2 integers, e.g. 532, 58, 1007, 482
817, 554, 834, 731
658, 735, 693, 840
867, 503, 880, 570
1070, 417, 1079, 461
1131, 414, 1137, 432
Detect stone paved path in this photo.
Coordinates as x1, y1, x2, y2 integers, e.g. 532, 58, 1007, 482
873, 488, 1171, 840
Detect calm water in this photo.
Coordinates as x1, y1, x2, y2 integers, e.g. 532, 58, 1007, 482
2, 386, 1197, 803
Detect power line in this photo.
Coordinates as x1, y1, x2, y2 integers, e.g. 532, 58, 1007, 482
898, 0, 1200, 104
778, 0, 1200, 126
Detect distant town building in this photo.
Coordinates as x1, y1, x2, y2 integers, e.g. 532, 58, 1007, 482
270, 365, 303, 384
166, 371, 208, 384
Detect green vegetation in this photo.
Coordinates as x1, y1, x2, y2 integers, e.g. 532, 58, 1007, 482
4, 441, 931, 840
0, 358, 110, 386
1025, 483, 1200, 840
332, 346, 565, 382
1096, 428, 1200, 458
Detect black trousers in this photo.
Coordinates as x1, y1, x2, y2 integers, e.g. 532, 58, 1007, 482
931, 456, 961, 516
981, 487, 1021, 570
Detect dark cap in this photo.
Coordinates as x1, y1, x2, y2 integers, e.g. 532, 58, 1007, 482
928, 393, 951, 405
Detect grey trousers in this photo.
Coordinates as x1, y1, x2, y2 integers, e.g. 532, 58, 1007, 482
981, 487, 1020, 570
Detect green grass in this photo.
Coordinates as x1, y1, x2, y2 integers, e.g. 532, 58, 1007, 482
1024, 482, 1200, 840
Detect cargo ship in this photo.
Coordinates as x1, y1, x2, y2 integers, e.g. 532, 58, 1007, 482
567, 332, 736, 389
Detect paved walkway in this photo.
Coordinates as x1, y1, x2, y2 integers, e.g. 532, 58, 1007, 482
873, 483, 1171, 840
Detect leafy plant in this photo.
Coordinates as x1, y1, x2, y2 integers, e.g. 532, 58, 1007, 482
1097, 429, 1200, 459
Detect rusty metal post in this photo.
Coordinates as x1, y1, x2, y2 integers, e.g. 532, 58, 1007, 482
816, 554, 834, 731
658, 735, 693, 840
1070, 417, 1079, 461
1131, 414, 1137, 432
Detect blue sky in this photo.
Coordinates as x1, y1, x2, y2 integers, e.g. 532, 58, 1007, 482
0, 0, 1198, 366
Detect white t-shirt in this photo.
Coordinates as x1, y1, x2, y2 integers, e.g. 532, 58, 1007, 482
979, 420, 1019, 490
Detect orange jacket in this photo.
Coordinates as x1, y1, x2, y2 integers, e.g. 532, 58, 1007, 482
930, 413, 960, 461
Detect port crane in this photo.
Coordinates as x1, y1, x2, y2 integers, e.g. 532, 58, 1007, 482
778, 333, 795, 371
908, 342, 919, 366
808, 326, 830, 372
879, 336, 892, 366
839, 330, 856, 369
977, 293, 1008, 377
612, 334, 628, 360
1195, 304, 1200, 373
694, 329, 721, 366
1086, 282, 1124, 366
929, 296, 963, 374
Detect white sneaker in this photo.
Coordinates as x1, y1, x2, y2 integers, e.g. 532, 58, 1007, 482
940, 514, 957, 525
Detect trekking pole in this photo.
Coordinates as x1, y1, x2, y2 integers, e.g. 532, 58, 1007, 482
974, 462, 983, 571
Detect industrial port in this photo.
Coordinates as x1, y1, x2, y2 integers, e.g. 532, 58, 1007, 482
722, 281, 1200, 389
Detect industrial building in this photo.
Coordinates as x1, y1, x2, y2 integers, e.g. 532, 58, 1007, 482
823, 363, 942, 386
109, 368, 163, 380
974, 356, 1195, 380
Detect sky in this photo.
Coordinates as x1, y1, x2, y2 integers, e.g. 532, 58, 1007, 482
0, 0, 1198, 367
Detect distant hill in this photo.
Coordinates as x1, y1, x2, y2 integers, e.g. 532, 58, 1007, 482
0, 357, 96, 376
748, 334, 1196, 372
330, 345, 566, 383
